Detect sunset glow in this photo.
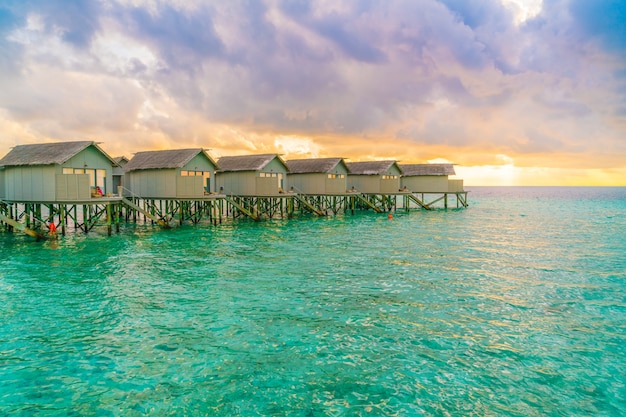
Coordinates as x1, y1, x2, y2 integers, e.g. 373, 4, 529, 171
0, 1, 624, 185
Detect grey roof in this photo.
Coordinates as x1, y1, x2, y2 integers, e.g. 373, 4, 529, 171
345, 160, 401, 175
286, 158, 349, 174
124, 149, 216, 171
113, 156, 129, 166
0, 141, 115, 167
217, 154, 288, 172
399, 163, 455, 176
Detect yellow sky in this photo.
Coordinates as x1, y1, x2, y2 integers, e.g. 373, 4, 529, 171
455, 165, 626, 186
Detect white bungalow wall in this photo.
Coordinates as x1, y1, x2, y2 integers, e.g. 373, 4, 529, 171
217, 158, 287, 196
347, 176, 400, 194
256, 177, 281, 196
217, 171, 257, 196
183, 153, 217, 193
448, 179, 464, 192
5, 166, 94, 202
325, 176, 348, 194
286, 173, 348, 194
380, 178, 400, 193
62, 146, 114, 194
0, 169, 4, 199
129, 169, 208, 199
130, 170, 177, 198
263, 157, 288, 175
55, 174, 91, 200
4, 166, 57, 201
288, 173, 325, 194
258, 158, 287, 195
382, 165, 402, 193
401, 176, 449, 193
176, 176, 204, 198
347, 175, 378, 193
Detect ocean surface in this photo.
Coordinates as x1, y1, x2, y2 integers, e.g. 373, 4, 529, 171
1, 186, 625, 416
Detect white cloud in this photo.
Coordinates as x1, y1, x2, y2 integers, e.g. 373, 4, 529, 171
500, 0, 543, 24
274, 136, 321, 158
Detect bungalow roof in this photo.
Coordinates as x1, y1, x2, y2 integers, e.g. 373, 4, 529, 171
286, 158, 349, 174
217, 154, 288, 172
399, 163, 455, 176
124, 149, 216, 171
345, 160, 401, 175
0, 141, 116, 167
113, 156, 129, 166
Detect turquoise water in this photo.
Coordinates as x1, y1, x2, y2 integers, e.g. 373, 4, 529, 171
1, 187, 625, 416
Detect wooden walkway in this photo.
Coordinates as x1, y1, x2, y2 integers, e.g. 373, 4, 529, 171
0, 190, 468, 239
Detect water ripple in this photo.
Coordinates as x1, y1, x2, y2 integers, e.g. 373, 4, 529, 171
1, 187, 625, 415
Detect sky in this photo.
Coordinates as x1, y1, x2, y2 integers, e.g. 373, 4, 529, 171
0, 0, 625, 185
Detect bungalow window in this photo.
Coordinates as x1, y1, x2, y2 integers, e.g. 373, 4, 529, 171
382, 175, 398, 180
181, 170, 210, 177
260, 172, 283, 188
181, 170, 211, 192
327, 174, 345, 179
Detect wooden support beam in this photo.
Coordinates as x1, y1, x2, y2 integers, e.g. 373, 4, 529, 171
121, 197, 171, 228
292, 194, 326, 216
0, 212, 45, 240
353, 194, 384, 213
407, 194, 431, 210
106, 203, 112, 236
458, 192, 469, 207
222, 196, 261, 221
424, 195, 445, 209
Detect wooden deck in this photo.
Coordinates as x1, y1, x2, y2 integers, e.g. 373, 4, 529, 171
1, 189, 468, 239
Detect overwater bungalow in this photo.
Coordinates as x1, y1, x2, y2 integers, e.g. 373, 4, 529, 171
399, 163, 464, 192
346, 160, 403, 194
286, 158, 350, 195
112, 156, 129, 194
1, 146, 470, 240
0, 141, 117, 201
123, 149, 218, 199
216, 154, 289, 196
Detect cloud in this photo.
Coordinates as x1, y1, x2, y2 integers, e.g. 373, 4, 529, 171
279, 0, 387, 63
118, 4, 225, 71
7, 0, 103, 49
0, 0, 624, 184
